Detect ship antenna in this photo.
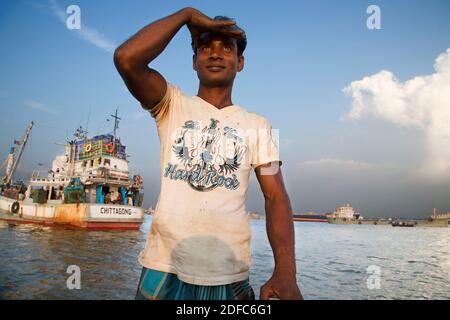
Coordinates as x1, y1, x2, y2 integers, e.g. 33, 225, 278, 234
85, 105, 91, 141
109, 108, 121, 155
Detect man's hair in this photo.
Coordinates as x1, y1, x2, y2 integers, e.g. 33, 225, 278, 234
191, 16, 247, 56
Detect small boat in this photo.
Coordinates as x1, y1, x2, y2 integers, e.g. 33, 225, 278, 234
391, 220, 416, 227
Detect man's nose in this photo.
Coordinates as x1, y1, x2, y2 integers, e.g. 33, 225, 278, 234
209, 46, 223, 59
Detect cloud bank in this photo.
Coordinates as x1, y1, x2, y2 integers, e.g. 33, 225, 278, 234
343, 48, 450, 182
298, 158, 377, 170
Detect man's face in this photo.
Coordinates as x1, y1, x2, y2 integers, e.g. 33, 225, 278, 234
193, 34, 244, 88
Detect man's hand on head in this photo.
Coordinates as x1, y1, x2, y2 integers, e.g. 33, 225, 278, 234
184, 7, 245, 49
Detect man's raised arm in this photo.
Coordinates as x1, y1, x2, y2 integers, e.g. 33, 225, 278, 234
113, 7, 242, 111
113, 8, 190, 110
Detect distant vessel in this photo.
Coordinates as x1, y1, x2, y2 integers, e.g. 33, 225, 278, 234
391, 220, 416, 227
0, 110, 145, 230
326, 204, 448, 228
292, 213, 328, 223
408, 208, 449, 228
327, 204, 359, 224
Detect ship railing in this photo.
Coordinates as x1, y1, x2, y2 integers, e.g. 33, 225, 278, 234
100, 167, 130, 174
86, 177, 132, 186
30, 176, 71, 184
30, 170, 48, 178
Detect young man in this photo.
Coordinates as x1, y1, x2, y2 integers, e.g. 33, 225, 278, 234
114, 7, 303, 300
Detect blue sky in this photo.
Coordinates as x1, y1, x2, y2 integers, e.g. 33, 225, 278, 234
1, 0, 449, 218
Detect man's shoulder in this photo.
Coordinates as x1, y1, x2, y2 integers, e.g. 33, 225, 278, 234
165, 83, 205, 106
237, 108, 271, 127
166, 82, 185, 99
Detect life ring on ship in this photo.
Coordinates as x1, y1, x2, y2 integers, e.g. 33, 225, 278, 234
84, 143, 92, 152
134, 175, 143, 185
11, 201, 20, 214
105, 143, 114, 153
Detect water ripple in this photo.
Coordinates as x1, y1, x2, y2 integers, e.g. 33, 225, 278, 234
1, 218, 449, 299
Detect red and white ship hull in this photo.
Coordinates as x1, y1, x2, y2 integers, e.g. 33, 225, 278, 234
0, 195, 144, 230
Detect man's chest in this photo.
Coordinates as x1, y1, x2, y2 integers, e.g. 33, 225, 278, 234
163, 111, 255, 192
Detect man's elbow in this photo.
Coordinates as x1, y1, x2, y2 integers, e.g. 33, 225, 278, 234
113, 46, 135, 73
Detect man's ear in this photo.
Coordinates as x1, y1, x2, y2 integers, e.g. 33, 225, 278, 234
237, 55, 245, 72
192, 54, 198, 71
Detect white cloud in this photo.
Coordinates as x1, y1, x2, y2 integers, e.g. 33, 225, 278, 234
34, 0, 117, 53
76, 27, 117, 53
24, 100, 57, 115
343, 48, 450, 182
298, 158, 377, 170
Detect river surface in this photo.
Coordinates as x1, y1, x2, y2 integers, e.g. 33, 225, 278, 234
1, 216, 449, 299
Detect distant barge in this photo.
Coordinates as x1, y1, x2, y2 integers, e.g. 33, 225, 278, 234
293, 205, 448, 228
292, 214, 328, 223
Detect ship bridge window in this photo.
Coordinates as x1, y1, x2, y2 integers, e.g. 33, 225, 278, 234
90, 160, 94, 167
82, 161, 87, 167
104, 159, 111, 166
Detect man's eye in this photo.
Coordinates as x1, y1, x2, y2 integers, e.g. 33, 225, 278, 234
224, 47, 232, 52
201, 47, 211, 52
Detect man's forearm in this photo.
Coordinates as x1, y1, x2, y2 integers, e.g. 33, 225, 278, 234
114, 8, 192, 69
265, 193, 297, 279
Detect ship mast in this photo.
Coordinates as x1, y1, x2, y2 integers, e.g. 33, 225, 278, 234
2, 121, 34, 185
109, 108, 121, 155
68, 126, 88, 176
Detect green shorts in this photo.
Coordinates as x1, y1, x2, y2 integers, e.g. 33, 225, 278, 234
135, 267, 255, 300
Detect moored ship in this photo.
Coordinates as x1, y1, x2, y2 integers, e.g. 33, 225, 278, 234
292, 213, 328, 223
327, 204, 359, 224
0, 111, 145, 230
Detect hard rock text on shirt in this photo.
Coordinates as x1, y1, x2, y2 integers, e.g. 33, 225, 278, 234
164, 163, 240, 190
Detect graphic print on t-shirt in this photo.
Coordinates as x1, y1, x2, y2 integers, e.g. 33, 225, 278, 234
163, 118, 248, 192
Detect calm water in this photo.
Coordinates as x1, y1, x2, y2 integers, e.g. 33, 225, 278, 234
1, 216, 449, 300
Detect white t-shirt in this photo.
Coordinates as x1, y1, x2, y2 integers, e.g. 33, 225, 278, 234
138, 83, 281, 285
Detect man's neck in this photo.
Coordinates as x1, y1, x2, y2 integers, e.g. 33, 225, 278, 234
197, 85, 233, 109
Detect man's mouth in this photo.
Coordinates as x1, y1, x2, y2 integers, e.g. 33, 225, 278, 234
206, 65, 226, 72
